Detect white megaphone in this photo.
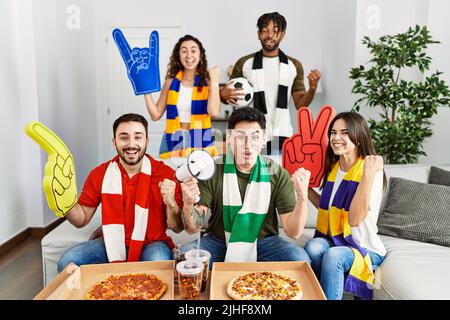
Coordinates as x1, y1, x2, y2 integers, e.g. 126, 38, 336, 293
175, 150, 216, 203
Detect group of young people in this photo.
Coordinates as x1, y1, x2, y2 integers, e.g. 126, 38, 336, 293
55, 12, 386, 300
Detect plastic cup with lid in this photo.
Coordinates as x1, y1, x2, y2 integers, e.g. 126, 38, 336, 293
176, 259, 204, 300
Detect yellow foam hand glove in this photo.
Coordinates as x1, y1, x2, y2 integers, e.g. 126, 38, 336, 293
25, 121, 78, 217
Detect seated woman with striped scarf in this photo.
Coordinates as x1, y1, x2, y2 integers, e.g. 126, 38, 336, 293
304, 112, 387, 300
143, 34, 221, 159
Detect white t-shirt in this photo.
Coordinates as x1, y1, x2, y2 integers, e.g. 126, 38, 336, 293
177, 84, 193, 123
328, 167, 386, 256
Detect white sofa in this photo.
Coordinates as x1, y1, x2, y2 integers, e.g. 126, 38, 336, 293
41, 163, 450, 299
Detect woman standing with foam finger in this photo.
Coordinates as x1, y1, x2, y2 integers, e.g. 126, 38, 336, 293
144, 35, 220, 159
302, 112, 387, 300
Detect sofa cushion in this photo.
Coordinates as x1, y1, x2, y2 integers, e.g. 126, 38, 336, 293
374, 235, 450, 300
380, 165, 431, 213
377, 177, 450, 247
279, 228, 315, 248
305, 192, 319, 229
167, 229, 199, 246
429, 166, 450, 187
41, 213, 102, 286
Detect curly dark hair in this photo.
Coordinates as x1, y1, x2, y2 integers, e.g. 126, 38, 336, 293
166, 35, 208, 92
257, 12, 287, 32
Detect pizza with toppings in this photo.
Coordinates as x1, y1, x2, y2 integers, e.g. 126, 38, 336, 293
226, 271, 303, 300
86, 273, 167, 300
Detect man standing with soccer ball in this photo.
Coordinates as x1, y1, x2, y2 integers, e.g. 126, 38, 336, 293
220, 12, 321, 155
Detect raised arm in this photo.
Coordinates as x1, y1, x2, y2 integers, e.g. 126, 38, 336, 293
348, 155, 384, 227
207, 66, 221, 117
144, 78, 172, 121
292, 69, 321, 109
180, 179, 208, 234
65, 204, 97, 228
280, 168, 311, 239
159, 178, 183, 233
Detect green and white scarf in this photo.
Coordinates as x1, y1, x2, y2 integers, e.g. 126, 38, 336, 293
223, 151, 271, 262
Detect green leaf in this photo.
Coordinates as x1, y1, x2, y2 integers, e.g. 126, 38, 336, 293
349, 25, 450, 163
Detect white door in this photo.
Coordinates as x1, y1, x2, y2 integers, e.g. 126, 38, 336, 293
102, 26, 182, 160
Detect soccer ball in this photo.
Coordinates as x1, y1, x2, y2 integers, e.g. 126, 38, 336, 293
226, 77, 254, 107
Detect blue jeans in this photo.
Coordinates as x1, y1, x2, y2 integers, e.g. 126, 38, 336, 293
304, 237, 385, 300
57, 238, 172, 273
181, 233, 311, 270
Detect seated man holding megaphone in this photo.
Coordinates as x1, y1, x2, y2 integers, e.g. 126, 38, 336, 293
180, 107, 311, 267
26, 113, 184, 272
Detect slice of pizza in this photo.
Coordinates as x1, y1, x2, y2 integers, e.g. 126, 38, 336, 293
227, 271, 302, 300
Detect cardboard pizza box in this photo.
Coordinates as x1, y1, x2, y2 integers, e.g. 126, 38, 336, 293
34, 260, 175, 300
210, 261, 326, 300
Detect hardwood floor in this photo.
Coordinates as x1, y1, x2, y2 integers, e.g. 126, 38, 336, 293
0, 237, 43, 300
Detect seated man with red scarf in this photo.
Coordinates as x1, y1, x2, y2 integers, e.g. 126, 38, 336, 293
57, 113, 183, 272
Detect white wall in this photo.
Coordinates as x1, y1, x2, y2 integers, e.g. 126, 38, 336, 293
89, 0, 325, 135
422, 0, 450, 164
32, 0, 99, 225
0, 0, 327, 243
0, 0, 45, 244
90, 0, 323, 83
1, 0, 450, 244
0, 0, 27, 244
321, 0, 358, 113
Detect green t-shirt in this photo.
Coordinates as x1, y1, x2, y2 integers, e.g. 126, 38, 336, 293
197, 156, 296, 241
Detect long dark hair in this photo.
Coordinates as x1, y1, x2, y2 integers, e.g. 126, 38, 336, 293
166, 35, 208, 91
320, 112, 387, 190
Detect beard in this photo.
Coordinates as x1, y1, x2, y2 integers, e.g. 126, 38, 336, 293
260, 39, 279, 52
117, 147, 146, 166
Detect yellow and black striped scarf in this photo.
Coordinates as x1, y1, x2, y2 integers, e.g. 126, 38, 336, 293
315, 158, 375, 299
160, 70, 217, 159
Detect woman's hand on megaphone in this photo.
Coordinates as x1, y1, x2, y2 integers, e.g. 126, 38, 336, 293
180, 178, 200, 207
159, 179, 176, 208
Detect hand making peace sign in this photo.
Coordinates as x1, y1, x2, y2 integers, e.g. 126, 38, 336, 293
282, 105, 336, 188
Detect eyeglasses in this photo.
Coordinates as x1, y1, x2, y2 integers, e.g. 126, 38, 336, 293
232, 133, 262, 145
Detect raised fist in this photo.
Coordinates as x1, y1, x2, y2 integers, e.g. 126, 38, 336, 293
307, 69, 321, 91
159, 178, 176, 208
363, 155, 384, 177
282, 105, 335, 187
208, 65, 221, 83
180, 178, 200, 207
291, 168, 311, 200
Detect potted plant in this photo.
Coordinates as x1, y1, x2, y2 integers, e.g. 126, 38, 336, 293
350, 25, 450, 164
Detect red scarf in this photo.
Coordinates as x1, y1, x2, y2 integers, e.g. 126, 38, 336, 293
101, 155, 151, 262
